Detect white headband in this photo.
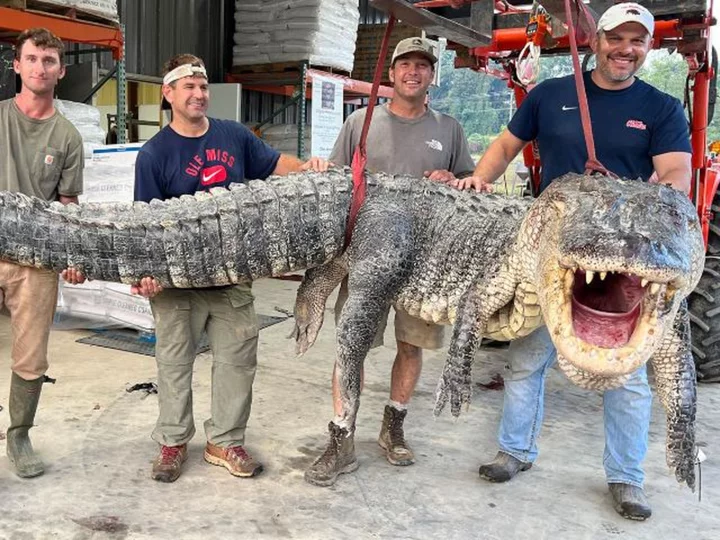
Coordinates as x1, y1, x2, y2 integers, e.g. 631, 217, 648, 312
163, 64, 207, 85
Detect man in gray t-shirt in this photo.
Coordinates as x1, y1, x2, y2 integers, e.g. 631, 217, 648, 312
0, 28, 83, 479
305, 37, 475, 487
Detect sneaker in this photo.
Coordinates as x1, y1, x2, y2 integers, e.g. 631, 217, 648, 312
378, 405, 415, 466
608, 483, 652, 521
151, 444, 188, 483
304, 422, 358, 487
478, 451, 532, 483
204, 442, 263, 478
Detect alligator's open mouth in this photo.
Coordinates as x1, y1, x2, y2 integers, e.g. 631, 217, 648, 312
546, 265, 675, 376
571, 270, 645, 348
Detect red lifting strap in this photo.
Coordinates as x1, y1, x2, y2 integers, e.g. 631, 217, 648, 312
563, 0, 618, 178
345, 15, 396, 248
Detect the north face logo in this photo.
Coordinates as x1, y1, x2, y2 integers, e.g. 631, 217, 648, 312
426, 139, 443, 151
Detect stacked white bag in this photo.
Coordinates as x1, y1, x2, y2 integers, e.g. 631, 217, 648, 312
55, 99, 107, 159
232, 0, 360, 72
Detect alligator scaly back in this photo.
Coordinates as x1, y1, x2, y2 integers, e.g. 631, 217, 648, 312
0, 168, 353, 287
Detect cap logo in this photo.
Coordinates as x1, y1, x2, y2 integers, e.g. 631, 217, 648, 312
626, 8, 640, 15
411, 38, 422, 46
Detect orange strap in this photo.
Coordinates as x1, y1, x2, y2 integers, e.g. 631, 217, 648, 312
563, 0, 618, 178
345, 16, 396, 248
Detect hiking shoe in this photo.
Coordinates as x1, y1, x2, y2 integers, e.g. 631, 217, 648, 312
478, 451, 532, 483
378, 405, 415, 466
304, 422, 358, 487
204, 442, 263, 478
609, 483, 652, 521
151, 444, 188, 483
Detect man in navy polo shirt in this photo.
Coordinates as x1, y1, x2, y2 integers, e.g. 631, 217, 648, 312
455, 2, 691, 520
134, 53, 329, 484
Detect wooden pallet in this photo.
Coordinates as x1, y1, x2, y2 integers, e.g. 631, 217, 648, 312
230, 61, 350, 77
0, 0, 118, 26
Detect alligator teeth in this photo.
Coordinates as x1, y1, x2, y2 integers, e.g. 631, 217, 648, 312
650, 282, 661, 295
641, 278, 649, 288
599, 271, 607, 281
586, 271, 594, 284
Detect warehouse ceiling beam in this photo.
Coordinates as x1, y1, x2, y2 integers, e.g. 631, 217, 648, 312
369, 0, 491, 47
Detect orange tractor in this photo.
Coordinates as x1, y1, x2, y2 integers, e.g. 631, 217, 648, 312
371, 0, 720, 380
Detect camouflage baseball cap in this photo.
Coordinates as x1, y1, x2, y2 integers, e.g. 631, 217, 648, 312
391, 37, 438, 65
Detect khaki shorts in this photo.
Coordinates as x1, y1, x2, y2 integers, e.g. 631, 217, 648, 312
0, 261, 58, 380
334, 278, 445, 350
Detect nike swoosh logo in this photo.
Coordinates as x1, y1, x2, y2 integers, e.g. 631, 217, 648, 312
202, 169, 222, 183
562, 105, 578, 111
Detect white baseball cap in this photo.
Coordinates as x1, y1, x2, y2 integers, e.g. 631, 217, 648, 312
597, 2, 654, 35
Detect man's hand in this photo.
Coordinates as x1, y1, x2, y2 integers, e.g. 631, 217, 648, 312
300, 157, 332, 172
448, 0, 466, 7
61, 267, 86, 285
131, 276, 164, 298
424, 169, 456, 184
451, 175, 494, 193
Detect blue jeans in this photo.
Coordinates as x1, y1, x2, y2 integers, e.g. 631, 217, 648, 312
497, 326, 652, 487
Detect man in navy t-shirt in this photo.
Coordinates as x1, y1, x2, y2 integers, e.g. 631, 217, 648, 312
133, 53, 329, 484
455, 3, 691, 521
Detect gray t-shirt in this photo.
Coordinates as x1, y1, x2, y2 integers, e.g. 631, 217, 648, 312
0, 98, 83, 201
329, 103, 475, 177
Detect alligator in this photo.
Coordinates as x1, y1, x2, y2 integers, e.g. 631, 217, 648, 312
0, 168, 703, 489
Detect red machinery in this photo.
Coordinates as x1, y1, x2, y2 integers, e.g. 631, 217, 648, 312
371, 0, 720, 379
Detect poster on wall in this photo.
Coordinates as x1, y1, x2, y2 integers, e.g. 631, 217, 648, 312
310, 73, 344, 159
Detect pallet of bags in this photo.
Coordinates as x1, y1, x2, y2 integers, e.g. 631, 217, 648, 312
54, 144, 155, 332
55, 99, 107, 160
0, 1, 119, 24
232, 0, 359, 72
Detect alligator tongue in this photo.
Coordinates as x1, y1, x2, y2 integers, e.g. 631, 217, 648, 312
571, 296, 640, 348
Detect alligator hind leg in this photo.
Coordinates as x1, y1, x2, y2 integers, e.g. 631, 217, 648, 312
333, 203, 414, 432
292, 253, 348, 355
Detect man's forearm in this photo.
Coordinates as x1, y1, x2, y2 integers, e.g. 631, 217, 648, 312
657, 169, 691, 195
472, 144, 514, 185
273, 153, 304, 175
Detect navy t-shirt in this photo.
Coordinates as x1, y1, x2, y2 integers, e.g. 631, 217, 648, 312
508, 71, 691, 194
134, 118, 281, 202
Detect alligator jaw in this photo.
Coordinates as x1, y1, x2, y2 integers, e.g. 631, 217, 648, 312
543, 264, 675, 377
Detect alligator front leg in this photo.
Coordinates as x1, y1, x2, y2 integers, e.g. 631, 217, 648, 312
292, 253, 348, 355
434, 271, 517, 417
650, 301, 697, 490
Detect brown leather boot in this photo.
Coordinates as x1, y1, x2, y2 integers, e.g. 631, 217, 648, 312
204, 442, 263, 478
378, 405, 415, 466
609, 483, 652, 521
6, 373, 44, 478
304, 422, 358, 487
478, 451, 532, 483
151, 444, 188, 483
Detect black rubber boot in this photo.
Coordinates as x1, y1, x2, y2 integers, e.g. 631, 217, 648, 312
304, 422, 358, 487
6, 373, 45, 478
609, 483, 652, 521
378, 405, 415, 466
478, 451, 532, 483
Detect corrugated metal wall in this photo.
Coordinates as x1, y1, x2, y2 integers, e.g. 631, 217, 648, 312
81, 0, 232, 81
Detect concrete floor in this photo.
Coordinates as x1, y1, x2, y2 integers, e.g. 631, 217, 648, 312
0, 278, 718, 540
